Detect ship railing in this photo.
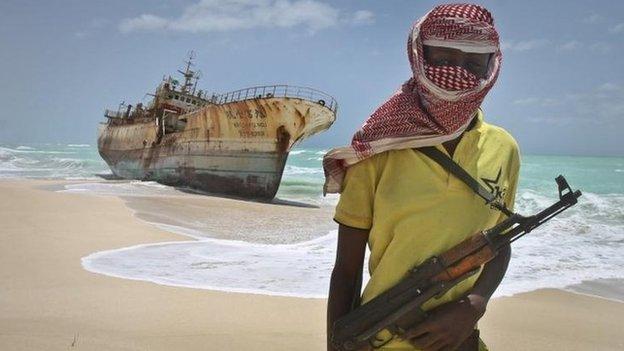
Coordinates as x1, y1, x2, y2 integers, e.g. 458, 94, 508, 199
213, 85, 338, 114
104, 109, 123, 119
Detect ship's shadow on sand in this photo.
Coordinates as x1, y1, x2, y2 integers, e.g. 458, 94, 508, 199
174, 186, 319, 208
93, 174, 320, 208
96, 173, 125, 180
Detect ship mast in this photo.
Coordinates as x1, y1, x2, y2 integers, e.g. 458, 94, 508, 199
178, 51, 201, 95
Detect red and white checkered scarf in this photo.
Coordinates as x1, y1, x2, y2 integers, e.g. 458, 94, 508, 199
323, 3, 502, 194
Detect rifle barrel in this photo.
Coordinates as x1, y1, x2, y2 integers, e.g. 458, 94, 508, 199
490, 189, 581, 249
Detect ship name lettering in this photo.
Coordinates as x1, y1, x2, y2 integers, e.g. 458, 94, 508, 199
254, 109, 267, 119
238, 130, 266, 137
233, 121, 267, 128
226, 109, 266, 120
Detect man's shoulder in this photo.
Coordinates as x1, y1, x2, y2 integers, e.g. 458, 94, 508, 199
479, 120, 520, 155
346, 148, 418, 181
344, 151, 390, 179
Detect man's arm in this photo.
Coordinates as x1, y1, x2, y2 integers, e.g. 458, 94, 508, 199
327, 224, 369, 351
406, 245, 511, 351
469, 244, 511, 308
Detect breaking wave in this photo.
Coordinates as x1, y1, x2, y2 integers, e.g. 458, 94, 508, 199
80, 187, 624, 298
0, 144, 109, 179
5, 143, 624, 298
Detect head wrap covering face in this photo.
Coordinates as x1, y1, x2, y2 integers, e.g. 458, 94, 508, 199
322, 3, 502, 194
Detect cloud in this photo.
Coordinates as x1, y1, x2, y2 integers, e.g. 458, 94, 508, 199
589, 42, 611, 53
582, 14, 602, 24
513, 97, 561, 107
557, 40, 581, 51
610, 22, 624, 33
119, 0, 374, 34
551, 40, 612, 54
347, 10, 375, 26
519, 83, 624, 126
569, 84, 624, 124
500, 39, 549, 52
502, 39, 611, 54
525, 116, 570, 126
597, 82, 622, 92
120, 14, 168, 32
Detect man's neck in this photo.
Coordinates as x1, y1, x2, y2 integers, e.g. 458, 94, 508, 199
442, 116, 478, 157
442, 138, 461, 158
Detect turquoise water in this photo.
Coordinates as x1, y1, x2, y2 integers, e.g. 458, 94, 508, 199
2, 142, 621, 200
3, 142, 624, 297
0, 143, 106, 180
520, 155, 624, 195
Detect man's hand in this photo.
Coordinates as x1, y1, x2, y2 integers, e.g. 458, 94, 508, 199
401, 244, 511, 350
402, 294, 486, 351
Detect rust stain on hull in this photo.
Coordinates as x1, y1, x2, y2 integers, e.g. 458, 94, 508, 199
98, 94, 336, 199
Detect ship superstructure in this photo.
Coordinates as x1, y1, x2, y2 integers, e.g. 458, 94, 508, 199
98, 54, 337, 199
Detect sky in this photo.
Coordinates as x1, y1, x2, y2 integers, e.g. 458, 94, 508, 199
1, 0, 623, 156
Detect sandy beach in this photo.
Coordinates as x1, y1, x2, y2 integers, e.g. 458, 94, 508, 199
1, 179, 623, 350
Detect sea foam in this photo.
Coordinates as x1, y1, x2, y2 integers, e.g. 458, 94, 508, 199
83, 230, 343, 298
81, 189, 624, 299
4, 143, 621, 298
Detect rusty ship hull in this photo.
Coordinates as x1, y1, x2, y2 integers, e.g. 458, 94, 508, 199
98, 92, 336, 199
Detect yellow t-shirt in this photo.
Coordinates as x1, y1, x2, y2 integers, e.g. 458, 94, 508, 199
333, 110, 520, 350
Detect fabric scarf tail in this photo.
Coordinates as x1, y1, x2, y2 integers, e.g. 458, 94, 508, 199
322, 115, 474, 195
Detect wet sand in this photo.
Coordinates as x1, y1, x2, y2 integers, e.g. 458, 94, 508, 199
1, 180, 622, 350
122, 192, 336, 244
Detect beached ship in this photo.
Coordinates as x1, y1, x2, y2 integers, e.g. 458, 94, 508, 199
98, 54, 337, 199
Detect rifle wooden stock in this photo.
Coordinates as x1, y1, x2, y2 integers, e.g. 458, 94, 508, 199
433, 233, 496, 282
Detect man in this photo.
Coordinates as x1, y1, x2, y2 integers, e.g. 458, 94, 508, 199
325, 4, 519, 351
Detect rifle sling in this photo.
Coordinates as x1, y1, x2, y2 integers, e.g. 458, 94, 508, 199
418, 146, 513, 217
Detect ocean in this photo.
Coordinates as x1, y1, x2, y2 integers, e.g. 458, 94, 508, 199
1, 142, 623, 298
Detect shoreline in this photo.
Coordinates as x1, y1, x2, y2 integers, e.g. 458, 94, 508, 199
64, 177, 622, 301
564, 278, 624, 303
12, 178, 624, 301
80, 236, 337, 299
1, 179, 623, 350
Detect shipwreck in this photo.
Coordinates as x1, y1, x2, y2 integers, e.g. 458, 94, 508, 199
98, 54, 337, 199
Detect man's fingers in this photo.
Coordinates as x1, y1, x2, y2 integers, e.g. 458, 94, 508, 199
409, 332, 442, 349
422, 339, 450, 351
402, 320, 435, 339
444, 338, 466, 351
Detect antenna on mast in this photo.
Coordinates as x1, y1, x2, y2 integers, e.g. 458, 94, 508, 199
193, 70, 202, 94
178, 50, 199, 94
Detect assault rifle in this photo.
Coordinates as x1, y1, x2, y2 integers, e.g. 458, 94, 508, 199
331, 175, 582, 350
